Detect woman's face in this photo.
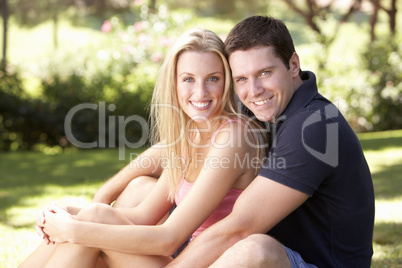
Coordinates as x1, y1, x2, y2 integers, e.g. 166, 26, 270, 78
176, 51, 225, 123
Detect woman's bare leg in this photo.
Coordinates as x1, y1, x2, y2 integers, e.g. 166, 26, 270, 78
19, 176, 158, 267
113, 176, 158, 208
102, 250, 172, 268
114, 176, 168, 224
43, 202, 171, 268
43, 244, 172, 268
18, 242, 57, 268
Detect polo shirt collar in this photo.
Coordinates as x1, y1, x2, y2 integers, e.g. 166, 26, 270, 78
276, 71, 318, 123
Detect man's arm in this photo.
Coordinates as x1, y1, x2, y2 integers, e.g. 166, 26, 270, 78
167, 176, 308, 267
93, 145, 163, 204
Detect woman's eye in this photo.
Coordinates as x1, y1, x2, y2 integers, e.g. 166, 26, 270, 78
208, 76, 219, 82
184, 78, 194, 82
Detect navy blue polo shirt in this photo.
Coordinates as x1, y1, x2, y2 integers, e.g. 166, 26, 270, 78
259, 71, 375, 267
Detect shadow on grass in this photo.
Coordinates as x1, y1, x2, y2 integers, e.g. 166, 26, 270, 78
371, 163, 402, 200
359, 136, 402, 151
372, 222, 402, 268
0, 148, 142, 223
374, 222, 402, 245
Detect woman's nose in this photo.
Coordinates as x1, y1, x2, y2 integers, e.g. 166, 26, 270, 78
194, 81, 208, 98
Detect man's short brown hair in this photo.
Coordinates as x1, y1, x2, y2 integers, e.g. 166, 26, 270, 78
224, 16, 296, 70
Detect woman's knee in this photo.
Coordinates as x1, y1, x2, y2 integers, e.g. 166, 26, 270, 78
114, 176, 157, 208
127, 176, 157, 194
74, 203, 114, 223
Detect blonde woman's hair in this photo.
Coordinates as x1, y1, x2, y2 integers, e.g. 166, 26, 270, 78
150, 28, 266, 201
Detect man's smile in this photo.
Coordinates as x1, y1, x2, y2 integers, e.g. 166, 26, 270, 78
253, 95, 274, 106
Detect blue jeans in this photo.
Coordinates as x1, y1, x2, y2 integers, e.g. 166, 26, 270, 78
283, 245, 318, 268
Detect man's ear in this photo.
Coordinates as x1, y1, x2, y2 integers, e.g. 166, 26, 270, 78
289, 52, 300, 77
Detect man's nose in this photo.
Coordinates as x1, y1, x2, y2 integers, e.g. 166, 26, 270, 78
249, 78, 264, 98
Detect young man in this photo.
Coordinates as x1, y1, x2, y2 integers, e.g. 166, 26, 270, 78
167, 16, 375, 267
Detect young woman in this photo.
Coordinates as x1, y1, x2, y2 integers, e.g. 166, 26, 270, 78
19, 28, 266, 268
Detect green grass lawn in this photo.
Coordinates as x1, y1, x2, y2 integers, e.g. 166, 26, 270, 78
0, 130, 401, 267
358, 130, 402, 267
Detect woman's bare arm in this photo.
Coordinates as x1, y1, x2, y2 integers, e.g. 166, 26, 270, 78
44, 122, 260, 256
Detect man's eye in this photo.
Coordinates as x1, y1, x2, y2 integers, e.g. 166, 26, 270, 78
236, 77, 246, 82
261, 71, 270, 76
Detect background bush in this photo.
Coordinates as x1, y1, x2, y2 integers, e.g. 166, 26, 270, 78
363, 38, 402, 131
0, 5, 190, 151
0, 2, 401, 152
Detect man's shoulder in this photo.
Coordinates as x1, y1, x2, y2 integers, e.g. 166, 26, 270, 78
278, 100, 336, 135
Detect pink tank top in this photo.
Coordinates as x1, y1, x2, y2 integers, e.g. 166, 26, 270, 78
175, 179, 242, 240
174, 119, 243, 240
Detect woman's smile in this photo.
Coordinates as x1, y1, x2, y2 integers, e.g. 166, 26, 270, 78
190, 101, 212, 109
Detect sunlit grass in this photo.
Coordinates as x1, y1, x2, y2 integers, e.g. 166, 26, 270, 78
0, 148, 142, 267
357, 130, 402, 267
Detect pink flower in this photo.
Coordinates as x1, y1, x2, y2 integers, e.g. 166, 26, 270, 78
151, 53, 163, 63
101, 20, 112, 33
134, 21, 143, 32
123, 44, 135, 54
134, 0, 144, 6
159, 36, 173, 47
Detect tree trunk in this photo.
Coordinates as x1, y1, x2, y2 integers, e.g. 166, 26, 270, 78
1, 0, 8, 67
388, 0, 397, 36
282, 0, 321, 33
149, 0, 157, 14
53, 12, 58, 50
370, 0, 380, 42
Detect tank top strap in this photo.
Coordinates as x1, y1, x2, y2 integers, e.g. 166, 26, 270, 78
211, 118, 244, 146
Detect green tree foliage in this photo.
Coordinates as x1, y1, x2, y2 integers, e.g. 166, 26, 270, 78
363, 38, 402, 130
0, 66, 62, 151
0, 1, 400, 152
164, 0, 267, 18
0, 4, 190, 151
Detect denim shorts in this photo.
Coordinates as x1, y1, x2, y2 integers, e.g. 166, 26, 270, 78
283, 245, 318, 268
172, 238, 318, 266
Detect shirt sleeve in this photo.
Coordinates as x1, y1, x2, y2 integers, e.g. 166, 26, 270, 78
259, 109, 338, 196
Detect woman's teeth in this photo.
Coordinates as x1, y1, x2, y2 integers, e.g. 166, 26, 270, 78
191, 101, 210, 108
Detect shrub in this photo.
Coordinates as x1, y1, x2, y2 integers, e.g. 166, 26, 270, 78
363, 38, 402, 131
0, 4, 191, 151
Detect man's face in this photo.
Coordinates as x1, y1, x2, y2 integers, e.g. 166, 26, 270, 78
229, 46, 301, 122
